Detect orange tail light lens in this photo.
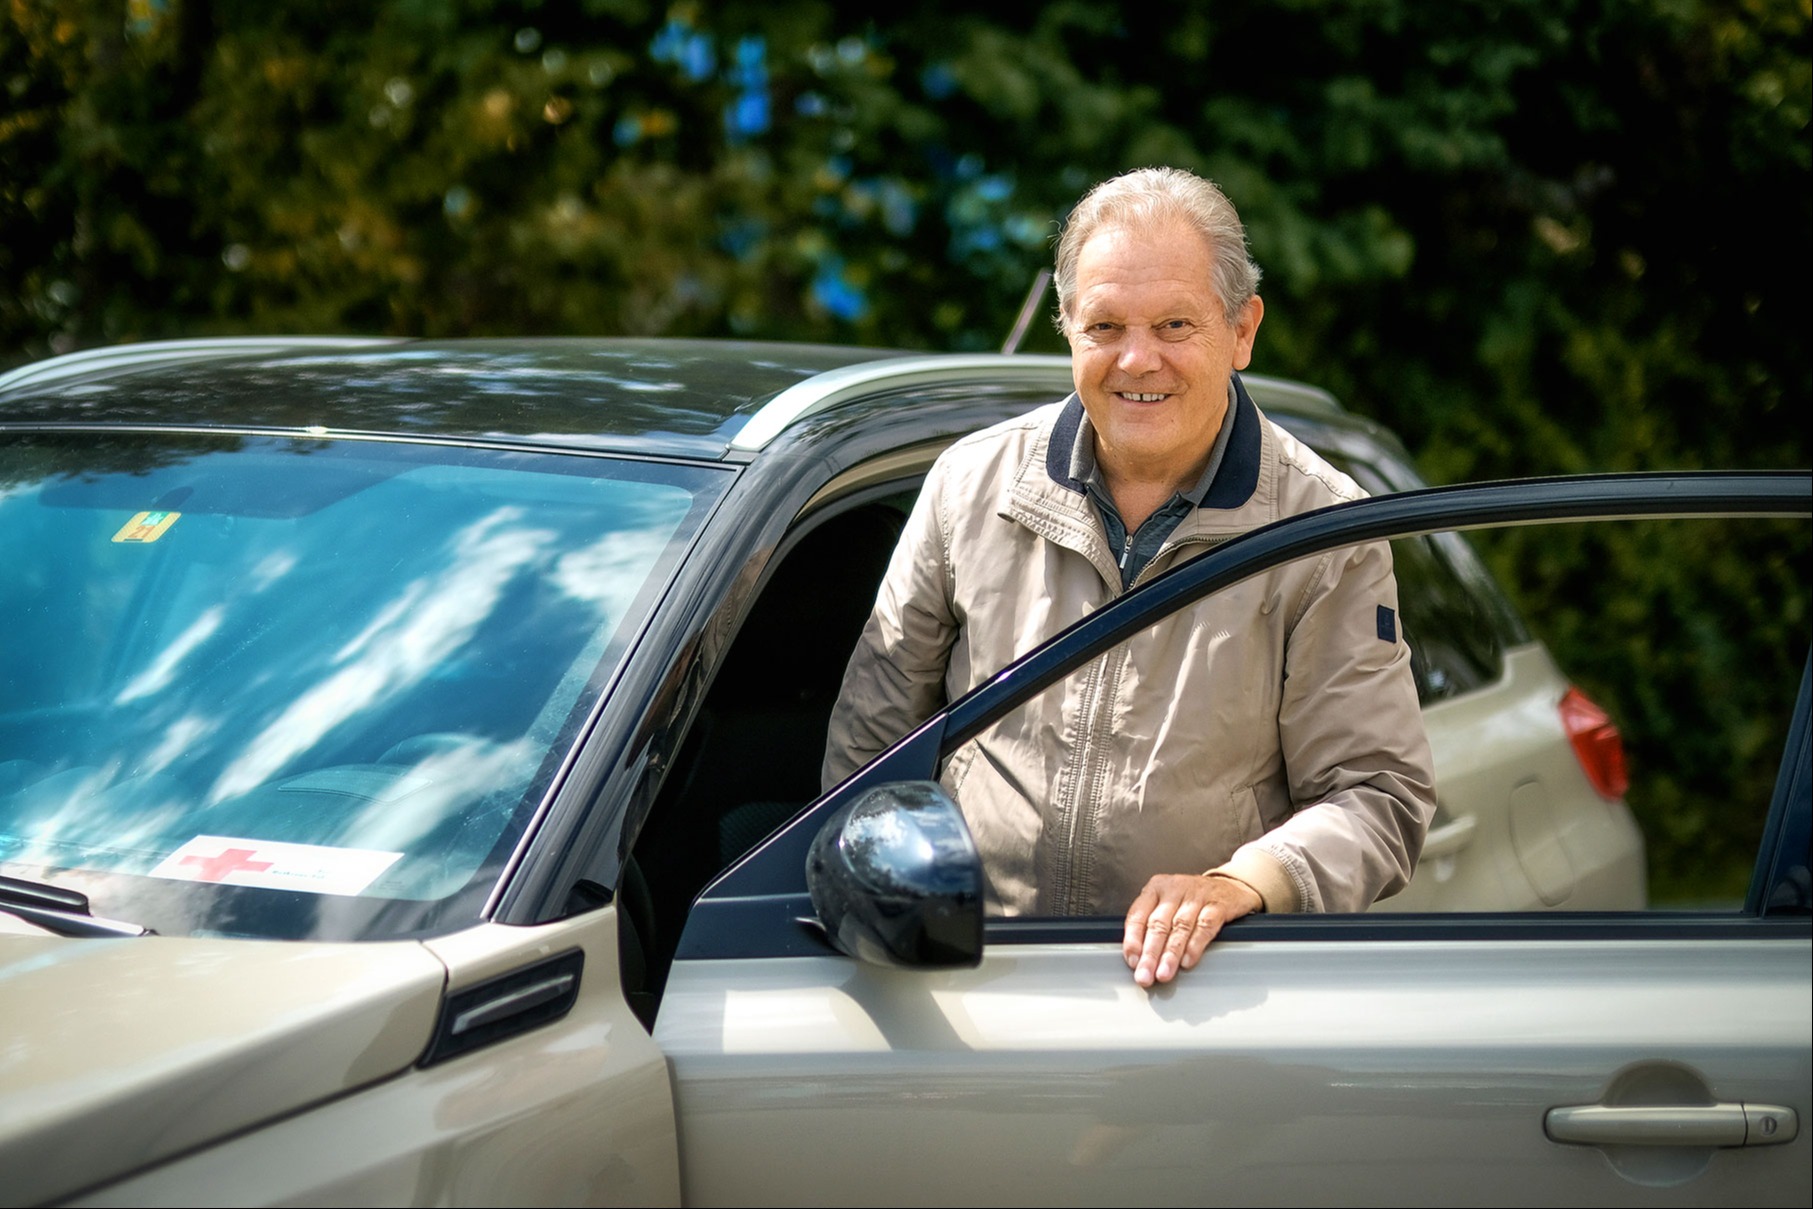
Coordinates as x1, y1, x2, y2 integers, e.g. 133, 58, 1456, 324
1559, 686, 1630, 801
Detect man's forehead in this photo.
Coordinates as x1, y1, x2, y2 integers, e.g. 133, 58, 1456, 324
1071, 272, 1218, 318
1072, 220, 1218, 312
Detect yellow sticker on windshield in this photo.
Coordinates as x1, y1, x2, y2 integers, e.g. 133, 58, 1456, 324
112, 511, 181, 543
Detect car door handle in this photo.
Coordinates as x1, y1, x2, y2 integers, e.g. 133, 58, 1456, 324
1418, 813, 1477, 862
1545, 1103, 1799, 1148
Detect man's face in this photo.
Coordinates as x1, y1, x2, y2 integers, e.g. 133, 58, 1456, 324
1065, 219, 1264, 488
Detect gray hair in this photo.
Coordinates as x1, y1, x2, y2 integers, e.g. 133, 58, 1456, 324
1053, 167, 1262, 329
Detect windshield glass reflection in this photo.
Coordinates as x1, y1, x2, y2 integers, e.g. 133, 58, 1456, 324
0, 432, 726, 940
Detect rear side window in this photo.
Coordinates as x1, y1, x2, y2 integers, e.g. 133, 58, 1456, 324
1390, 533, 1518, 701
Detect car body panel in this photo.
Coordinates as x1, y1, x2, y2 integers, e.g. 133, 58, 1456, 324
656, 937, 1810, 1206
68, 909, 681, 1208
0, 933, 446, 1206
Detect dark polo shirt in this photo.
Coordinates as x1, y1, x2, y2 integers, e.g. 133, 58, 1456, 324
1066, 379, 1239, 590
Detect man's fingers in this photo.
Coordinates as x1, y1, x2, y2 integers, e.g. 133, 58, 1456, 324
1126, 875, 1203, 986
1136, 910, 1177, 987
1153, 893, 1235, 984
1122, 887, 1160, 968
1181, 910, 1223, 971
1124, 873, 1265, 987
1133, 904, 1181, 984
1152, 895, 1206, 983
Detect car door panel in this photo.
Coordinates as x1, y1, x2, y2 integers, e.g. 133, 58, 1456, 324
659, 935, 1808, 1206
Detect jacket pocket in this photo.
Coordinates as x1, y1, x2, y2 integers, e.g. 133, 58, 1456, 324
1232, 782, 1267, 841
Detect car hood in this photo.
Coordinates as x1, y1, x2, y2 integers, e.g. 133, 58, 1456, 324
0, 930, 446, 1206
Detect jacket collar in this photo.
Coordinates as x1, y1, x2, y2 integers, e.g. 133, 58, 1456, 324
1040, 371, 1264, 511
1008, 372, 1276, 587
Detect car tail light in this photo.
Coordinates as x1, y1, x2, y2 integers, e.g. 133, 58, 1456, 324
1559, 686, 1629, 800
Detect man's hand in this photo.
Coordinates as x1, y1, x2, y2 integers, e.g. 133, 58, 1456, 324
1122, 873, 1264, 988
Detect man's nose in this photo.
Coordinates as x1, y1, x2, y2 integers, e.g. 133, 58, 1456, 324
1116, 328, 1163, 374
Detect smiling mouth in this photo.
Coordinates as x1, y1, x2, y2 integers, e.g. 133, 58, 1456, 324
1115, 391, 1170, 403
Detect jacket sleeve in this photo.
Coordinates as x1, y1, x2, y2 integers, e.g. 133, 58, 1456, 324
1224, 537, 1437, 913
821, 462, 961, 791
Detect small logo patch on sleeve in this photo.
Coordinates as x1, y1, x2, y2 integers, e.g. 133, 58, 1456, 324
1377, 605, 1397, 643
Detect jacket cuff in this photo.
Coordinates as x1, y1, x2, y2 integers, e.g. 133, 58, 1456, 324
1210, 850, 1298, 914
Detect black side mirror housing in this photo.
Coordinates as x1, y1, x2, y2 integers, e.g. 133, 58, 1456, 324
805, 781, 983, 968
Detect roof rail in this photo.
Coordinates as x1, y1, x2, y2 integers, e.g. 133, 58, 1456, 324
732, 353, 1072, 451
0, 336, 401, 394
1240, 376, 1344, 417
730, 355, 1348, 452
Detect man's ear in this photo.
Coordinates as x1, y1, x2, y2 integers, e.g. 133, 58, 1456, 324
1231, 296, 1264, 371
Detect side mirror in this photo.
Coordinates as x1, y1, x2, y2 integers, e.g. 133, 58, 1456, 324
805, 781, 983, 968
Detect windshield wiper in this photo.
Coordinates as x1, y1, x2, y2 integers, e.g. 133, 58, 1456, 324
0, 874, 154, 937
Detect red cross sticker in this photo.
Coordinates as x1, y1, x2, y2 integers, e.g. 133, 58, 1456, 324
180, 847, 275, 882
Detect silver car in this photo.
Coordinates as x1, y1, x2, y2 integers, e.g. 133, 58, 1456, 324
0, 338, 1805, 1206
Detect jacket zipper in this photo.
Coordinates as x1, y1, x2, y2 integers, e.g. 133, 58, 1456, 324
1048, 526, 1127, 912
1050, 650, 1109, 911
1057, 531, 1227, 912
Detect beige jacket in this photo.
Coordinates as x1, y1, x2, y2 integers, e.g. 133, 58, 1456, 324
823, 381, 1436, 916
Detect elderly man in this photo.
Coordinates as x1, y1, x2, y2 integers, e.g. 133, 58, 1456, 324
823, 166, 1435, 987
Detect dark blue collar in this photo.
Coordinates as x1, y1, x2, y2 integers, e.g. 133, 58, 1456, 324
1045, 371, 1262, 511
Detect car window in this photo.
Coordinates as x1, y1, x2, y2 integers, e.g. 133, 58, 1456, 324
1388, 534, 1510, 701
0, 431, 730, 941
940, 516, 1806, 920
1461, 514, 1810, 911
691, 490, 1806, 935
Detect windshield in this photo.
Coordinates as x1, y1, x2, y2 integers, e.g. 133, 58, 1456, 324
0, 431, 728, 940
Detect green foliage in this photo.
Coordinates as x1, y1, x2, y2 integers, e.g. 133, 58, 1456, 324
2, 0, 1808, 895
1473, 516, 1809, 901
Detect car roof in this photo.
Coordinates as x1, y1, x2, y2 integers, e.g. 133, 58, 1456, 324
0, 336, 1354, 461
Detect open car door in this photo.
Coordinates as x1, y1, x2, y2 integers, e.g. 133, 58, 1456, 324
654, 473, 1810, 1207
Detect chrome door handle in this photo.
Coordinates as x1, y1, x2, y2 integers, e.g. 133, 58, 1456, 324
1418, 813, 1477, 862
1545, 1103, 1799, 1148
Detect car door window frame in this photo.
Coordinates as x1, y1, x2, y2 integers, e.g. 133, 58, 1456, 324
673, 471, 1812, 964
